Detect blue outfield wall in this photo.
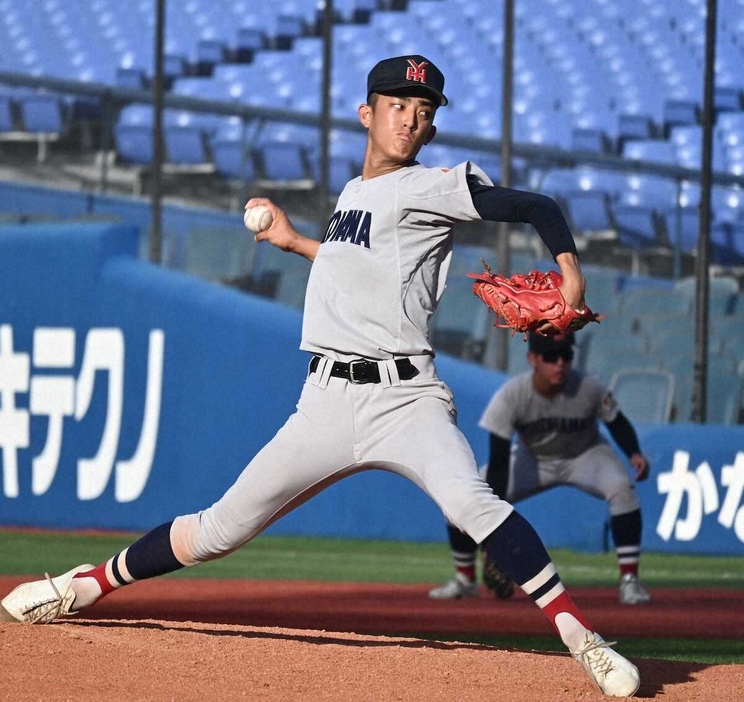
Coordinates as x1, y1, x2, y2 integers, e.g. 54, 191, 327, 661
1, 222, 743, 556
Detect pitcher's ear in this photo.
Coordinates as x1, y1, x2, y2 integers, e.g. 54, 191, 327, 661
358, 103, 372, 128
424, 124, 437, 145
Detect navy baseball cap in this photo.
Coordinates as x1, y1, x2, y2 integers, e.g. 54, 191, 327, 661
528, 331, 575, 354
366, 55, 448, 106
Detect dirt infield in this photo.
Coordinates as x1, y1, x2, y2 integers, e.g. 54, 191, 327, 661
1, 577, 743, 701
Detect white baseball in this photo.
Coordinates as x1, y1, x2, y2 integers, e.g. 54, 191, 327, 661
243, 205, 273, 233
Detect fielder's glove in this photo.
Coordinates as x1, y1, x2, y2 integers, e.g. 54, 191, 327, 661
482, 553, 515, 600
468, 263, 603, 336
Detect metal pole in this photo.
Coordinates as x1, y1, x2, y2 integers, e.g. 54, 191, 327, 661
318, 0, 334, 233
487, 0, 515, 371
98, 92, 111, 193
691, 0, 717, 423
149, 0, 165, 264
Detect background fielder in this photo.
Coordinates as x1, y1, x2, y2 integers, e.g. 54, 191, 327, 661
430, 331, 651, 605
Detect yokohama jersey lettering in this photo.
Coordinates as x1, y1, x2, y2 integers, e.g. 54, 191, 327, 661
322, 209, 372, 248
516, 416, 595, 435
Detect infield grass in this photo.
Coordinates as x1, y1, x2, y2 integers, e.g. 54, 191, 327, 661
1, 528, 742, 665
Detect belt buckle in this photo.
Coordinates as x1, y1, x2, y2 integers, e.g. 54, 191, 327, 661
348, 359, 368, 384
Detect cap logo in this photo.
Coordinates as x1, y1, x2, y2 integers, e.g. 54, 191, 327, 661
405, 59, 428, 84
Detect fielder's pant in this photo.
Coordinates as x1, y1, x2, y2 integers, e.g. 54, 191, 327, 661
505, 441, 641, 516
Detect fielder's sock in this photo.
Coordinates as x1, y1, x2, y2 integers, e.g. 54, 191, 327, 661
447, 522, 478, 582
456, 564, 476, 583
617, 554, 640, 578
611, 509, 643, 578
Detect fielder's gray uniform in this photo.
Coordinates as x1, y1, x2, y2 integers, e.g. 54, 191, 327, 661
175, 162, 514, 563
479, 369, 640, 516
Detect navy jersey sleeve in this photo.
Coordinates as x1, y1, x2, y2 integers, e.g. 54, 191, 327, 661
467, 174, 578, 260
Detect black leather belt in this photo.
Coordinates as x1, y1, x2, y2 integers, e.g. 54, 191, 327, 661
309, 356, 419, 384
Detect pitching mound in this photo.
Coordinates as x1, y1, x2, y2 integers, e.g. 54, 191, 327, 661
1, 578, 742, 700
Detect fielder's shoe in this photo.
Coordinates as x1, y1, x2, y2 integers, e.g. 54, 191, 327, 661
619, 574, 651, 605
571, 631, 640, 698
0, 564, 94, 624
428, 573, 479, 600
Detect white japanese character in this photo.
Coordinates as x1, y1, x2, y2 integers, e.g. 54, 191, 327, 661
30, 328, 76, 495
0, 325, 30, 498
115, 329, 164, 502
656, 450, 719, 542
719, 451, 744, 542
76, 329, 124, 500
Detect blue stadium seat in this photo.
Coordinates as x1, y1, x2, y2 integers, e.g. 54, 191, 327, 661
274, 15, 306, 50
18, 94, 63, 134
164, 125, 212, 166
715, 86, 742, 113
706, 371, 743, 425
622, 138, 677, 164
620, 287, 693, 319
563, 191, 612, 232
210, 126, 256, 181
114, 124, 153, 165
195, 39, 229, 76
256, 142, 313, 184
430, 275, 490, 362
118, 104, 153, 127
608, 368, 675, 424
619, 174, 679, 209
537, 168, 581, 198
235, 28, 267, 63
584, 343, 656, 384
0, 96, 15, 133
669, 124, 728, 171
662, 98, 700, 133
116, 67, 148, 89
610, 204, 664, 247
617, 114, 656, 143
571, 128, 612, 154
661, 205, 700, 252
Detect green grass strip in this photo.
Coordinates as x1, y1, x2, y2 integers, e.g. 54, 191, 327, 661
1, 529, 742, 665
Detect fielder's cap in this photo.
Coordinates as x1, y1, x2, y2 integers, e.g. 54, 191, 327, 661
366, 54, 448, 106
528, 331, 575, 354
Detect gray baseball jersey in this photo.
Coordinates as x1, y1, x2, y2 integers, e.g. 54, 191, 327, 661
301, 161, 491, 360
479, 369, 639, 515
174, 161, 517, 562
480, 369, 619, 460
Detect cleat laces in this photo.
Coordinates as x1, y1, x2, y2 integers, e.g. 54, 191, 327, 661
23, 573, 70, 624
574, 637, 618, 685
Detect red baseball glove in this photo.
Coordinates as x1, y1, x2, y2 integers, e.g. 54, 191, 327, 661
467, 263, 603, 336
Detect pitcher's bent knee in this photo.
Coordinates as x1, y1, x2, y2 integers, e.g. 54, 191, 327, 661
171, 512, 246, 566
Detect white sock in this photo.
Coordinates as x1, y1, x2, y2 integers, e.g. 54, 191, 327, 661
69, 576, 103, 611
554, 612, 590, 652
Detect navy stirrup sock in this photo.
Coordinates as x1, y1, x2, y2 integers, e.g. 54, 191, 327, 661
125, 521, 184, 580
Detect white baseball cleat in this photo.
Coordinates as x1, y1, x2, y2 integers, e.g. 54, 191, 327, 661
0, 564, 95, 624
619, 574, 651, 605
571, 631, 640, 697
428, 573, 479, 600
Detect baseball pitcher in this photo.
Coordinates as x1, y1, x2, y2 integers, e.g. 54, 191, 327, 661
2, 55, 639, 698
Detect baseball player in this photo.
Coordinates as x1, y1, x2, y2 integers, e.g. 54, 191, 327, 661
1, 55, 639, 697
429, 331, 651, 605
